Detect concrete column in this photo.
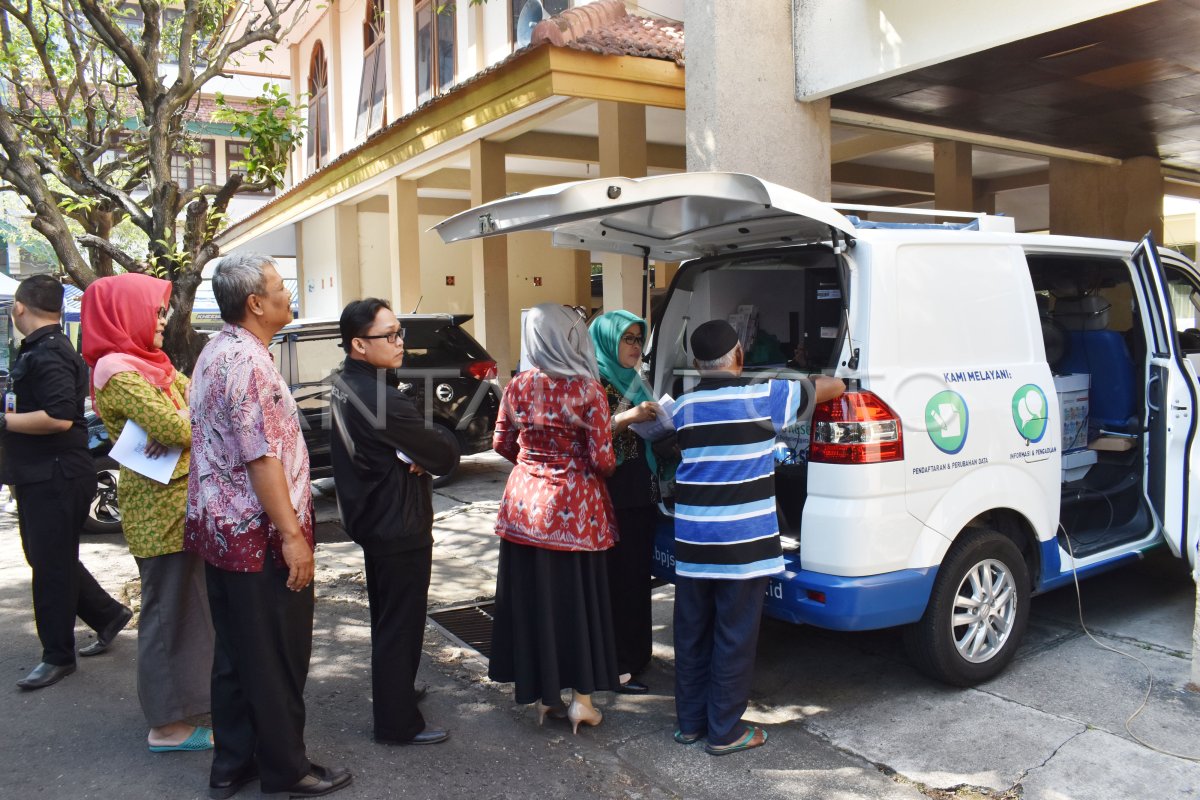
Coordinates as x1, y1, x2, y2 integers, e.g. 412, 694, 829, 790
384, 0, 404, 124
1049, 156, 1163, 241
599, 101, 648, 318
328, 7, 344, 157
686, 0, 830, 197
331, 208, 361, 308
469, 139, 512, 376
574, 250, 592, 312
386, 176, 422, 312
934, 140, 973, 211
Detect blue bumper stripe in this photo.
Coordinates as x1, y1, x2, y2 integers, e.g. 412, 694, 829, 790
652, 524, 936, 631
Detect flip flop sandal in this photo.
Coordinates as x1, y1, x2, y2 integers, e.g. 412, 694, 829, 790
673, 730, 704, 745
149, 726, 214, 753
704, 725, 767, 756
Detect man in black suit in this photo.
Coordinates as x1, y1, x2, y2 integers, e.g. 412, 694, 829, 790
331, 298, 459, 746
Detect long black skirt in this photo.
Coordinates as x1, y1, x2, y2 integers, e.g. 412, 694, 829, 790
488, 539, 619, 705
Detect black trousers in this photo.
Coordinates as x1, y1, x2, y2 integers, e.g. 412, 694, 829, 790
16, 467, 125, 666
205, 558, 314, 793
364, 545, 431, 742
673, 575, 768, 746
606, 504, 658, 676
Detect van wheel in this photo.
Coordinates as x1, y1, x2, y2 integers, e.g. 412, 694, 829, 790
904, 529, 1030, 686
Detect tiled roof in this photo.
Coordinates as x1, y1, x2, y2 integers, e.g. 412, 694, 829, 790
532, 0, 684, 66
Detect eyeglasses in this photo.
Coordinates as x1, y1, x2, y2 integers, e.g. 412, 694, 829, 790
564, 304, 587, 319
358, 327, 405, 345
620, 334, 645, 347
157, 307, 173, 323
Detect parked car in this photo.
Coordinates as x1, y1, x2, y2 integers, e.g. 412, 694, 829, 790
437, 172, 1200, 687
83, 313, 501, 534
271, 314, 501, 485
85, 409, 121, 534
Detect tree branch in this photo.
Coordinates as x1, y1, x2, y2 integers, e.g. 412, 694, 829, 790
76, 233, 149, 273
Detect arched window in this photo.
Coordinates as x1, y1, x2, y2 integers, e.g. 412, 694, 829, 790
306, 42, 330, 171
355, 0, 387, 139
415, 0, 455, 105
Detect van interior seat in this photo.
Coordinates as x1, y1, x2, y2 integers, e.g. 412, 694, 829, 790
1052, 295, 1137, 430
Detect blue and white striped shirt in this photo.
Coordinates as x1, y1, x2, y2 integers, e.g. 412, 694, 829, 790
671, 377, 813, 579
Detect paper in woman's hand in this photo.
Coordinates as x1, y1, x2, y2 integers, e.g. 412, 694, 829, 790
109, 418, 182, 484
628, 394, 676, 441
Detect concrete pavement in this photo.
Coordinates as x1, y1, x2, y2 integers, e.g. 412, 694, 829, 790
1, 452, 1198, 799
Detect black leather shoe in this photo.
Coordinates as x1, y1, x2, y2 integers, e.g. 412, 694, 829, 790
272, 763, 351, 797
16, 661, 76, 690
376, 728, 449, 746
79, 606, 133, 657
617, 679, 649, 695
208, 766, 258, 799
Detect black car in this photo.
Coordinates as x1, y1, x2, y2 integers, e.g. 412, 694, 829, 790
83, 313, 501, 534
272, 314, 501, 483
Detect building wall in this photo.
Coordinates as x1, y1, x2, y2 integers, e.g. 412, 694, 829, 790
299, 208, 341, 318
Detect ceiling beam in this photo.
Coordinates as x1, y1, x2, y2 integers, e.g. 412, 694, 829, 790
975, 169, 1049, 195
832, 109, 1121, 166
831, 132, 921, 163
417, 168, 576, 194
1165, 177, 1200, 201
834, 191, 933, 208
502, 131, 686, 170
832, 162, 933, 194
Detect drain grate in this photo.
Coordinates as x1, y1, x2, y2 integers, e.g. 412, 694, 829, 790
428, 602, 495, 659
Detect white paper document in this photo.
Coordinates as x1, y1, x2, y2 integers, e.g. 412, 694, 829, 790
109, 418, 183, 484
628, 394, 676, 441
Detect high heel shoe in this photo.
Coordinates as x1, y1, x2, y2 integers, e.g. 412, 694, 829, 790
536, 702, 567, 726
566, 701, 603, 735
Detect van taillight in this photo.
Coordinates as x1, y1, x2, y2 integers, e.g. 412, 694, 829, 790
465, 360, 498, 380
809, 391, 903, 464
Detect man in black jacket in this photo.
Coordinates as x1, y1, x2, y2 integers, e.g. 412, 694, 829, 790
5, 275, 131, 689
330, 298, 459, 746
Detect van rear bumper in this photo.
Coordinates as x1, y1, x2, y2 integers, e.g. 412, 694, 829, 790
652, 526, 936, 631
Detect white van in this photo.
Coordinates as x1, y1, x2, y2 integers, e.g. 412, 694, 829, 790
436, 172, 1200, 686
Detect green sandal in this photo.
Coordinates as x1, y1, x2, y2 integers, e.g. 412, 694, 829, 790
704, 725, 767, 756
673, 729, 703, 745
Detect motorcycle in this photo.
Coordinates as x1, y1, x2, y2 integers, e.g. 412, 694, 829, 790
85, 409, 121, 534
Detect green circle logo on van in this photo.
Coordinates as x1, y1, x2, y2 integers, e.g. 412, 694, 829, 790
925, 391, 969, 454
1012, 384, 1048, 443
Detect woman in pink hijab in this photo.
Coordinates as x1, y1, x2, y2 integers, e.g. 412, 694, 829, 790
81, 273, 213, 753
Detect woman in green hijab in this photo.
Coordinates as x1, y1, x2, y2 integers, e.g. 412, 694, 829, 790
589, 309, 666, 695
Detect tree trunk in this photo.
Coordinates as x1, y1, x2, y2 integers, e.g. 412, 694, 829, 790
163, 268, 206, 375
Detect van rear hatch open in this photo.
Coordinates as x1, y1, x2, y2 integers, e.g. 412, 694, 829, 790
434, 172, 858, 260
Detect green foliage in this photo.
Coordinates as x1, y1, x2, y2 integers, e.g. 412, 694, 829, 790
213, 84, 307, 190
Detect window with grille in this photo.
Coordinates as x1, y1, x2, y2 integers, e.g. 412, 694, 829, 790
170, 139, 215, 189
355, 0, 388, 140
306, 42, 331, 172
415, 1, 455, 106
225, 140, 272, 193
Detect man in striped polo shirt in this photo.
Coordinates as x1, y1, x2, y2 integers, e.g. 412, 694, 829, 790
670, 320, 844, 755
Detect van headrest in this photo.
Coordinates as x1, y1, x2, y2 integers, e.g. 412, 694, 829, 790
1052, 295, 1110, 331
1035, 294, 1050, 315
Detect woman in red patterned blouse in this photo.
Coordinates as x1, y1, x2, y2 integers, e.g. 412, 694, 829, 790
487, 303, 620, 734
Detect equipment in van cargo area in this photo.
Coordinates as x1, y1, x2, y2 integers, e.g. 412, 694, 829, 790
1052, 295, 1137, 430
1053, 372, 1090, 454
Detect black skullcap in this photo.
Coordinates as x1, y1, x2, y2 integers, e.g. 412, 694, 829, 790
691, 320, 739, 361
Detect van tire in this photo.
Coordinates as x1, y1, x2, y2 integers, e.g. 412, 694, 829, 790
903, 529, 1030, 687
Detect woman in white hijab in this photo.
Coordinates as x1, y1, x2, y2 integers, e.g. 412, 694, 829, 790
487, 303, 621, 734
